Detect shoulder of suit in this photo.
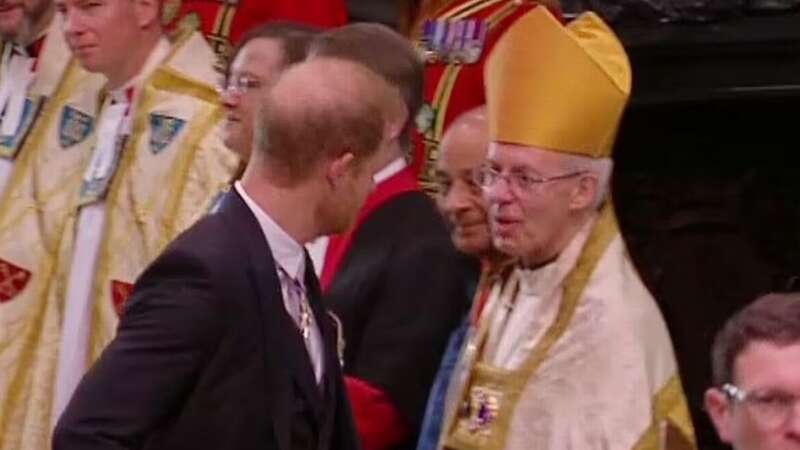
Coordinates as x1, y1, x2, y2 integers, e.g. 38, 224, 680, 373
356, 191, 452, 243
146, 31, 219, 103
159, 212, 238, 268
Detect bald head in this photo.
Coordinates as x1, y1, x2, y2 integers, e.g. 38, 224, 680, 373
252, 57, 395, 183
439, 107, 489, 173
435, 107, 492, 256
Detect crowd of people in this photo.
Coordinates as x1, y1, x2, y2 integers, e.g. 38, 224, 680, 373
0, 0, 796, 450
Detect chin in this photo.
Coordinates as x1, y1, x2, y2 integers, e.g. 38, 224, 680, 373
324, 213, 355, 235
453, 235, 487, 257
493, 236, 523, 258
223, 136, 247, 160
0, 15, 23, 36
76, 58, 103, 74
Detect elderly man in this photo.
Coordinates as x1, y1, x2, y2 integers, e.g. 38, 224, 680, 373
307, 23, 468, 450
436, 8, 696, 450
51, 0, 238, 427
53, 56, 393, 450
0, 1, 106, 447
704, 292, 800, 450
417, 106, 507, 450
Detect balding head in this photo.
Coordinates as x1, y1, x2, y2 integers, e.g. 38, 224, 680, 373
243, 57, 398, 238
439, 107, 489, 174
252, 57, 395, 184
435, 107, 492, 256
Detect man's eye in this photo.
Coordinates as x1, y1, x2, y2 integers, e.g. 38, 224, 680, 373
515, 173, 538, 187
754, 392, 794, 406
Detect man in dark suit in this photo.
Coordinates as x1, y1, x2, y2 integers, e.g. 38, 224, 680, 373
52, 56, 395, 450
306, 24, 473, 450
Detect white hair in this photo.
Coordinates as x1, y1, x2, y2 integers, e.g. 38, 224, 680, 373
558, 152, 614, 210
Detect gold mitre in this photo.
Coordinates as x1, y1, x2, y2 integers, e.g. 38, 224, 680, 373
486, 7, 631, 158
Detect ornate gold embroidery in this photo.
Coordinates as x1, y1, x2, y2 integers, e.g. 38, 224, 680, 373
633, 375, 697, 450
442, 204, 619, 450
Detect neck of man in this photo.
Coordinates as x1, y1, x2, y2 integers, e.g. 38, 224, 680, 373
372, 139, 405, 176
520, 209, 595, 270
241, 167, 321, 246
482, 247, 511, 274
106, 29, 162, 90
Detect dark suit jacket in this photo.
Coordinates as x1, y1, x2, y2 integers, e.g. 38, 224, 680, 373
54, 191, 360, 450
325, 191, 475, 447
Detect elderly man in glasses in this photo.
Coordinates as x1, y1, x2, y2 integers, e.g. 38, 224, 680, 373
435, 8, 695, 450
705, 292, 800, 450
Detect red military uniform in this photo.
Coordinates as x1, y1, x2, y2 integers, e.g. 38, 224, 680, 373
164, 0, 348, 60
410, 0, 561, 188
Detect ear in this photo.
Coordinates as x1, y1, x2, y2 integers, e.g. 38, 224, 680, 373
325, 152, 355, 189
382, 89, 408, 143
132, 0, 160, 29
568, 173, 598, 210
705, 387, 735, 445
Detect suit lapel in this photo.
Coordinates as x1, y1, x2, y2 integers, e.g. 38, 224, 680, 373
305, 252, 340, 391
216, 191, 292, 450
217, 191, 327, 450
216, 192, 326, 423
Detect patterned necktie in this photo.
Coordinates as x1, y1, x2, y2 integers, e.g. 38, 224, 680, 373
278, 266, 313, 338
277, 266, 323, 382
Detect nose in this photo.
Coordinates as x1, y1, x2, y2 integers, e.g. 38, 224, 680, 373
483, 174, 514, 206
442, 180, 473, 215
62, 8, 85, 38
221, 87, 240, 109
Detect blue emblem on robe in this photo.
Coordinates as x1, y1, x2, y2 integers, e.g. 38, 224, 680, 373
59, 105, 94, 149
0, 97, 43, 158
149, 113, 185, 154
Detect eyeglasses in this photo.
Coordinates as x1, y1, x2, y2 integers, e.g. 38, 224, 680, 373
218, 73, 263, 95
475, 165, 586, 196
722, 383, 800, 428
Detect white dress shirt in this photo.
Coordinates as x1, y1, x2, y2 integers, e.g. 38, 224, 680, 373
235, 182, 324, 383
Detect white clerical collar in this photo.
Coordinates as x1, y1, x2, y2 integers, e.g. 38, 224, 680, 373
234, 181, 306, 282
517, 214, 597, 298
373, 156, 407, 184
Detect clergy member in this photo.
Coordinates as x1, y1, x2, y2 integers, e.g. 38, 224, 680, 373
0, 2, 105, 449
51, 0, 238, 428
437, 8, 697, 450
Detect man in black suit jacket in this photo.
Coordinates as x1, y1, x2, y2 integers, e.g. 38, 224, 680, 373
307, 24, 475, 450
53, 57, 396, 450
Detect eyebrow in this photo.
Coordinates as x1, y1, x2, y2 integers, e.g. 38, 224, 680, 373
489, 162, 543, 176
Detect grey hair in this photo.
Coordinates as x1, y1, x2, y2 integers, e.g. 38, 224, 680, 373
558, 153, 613, 210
